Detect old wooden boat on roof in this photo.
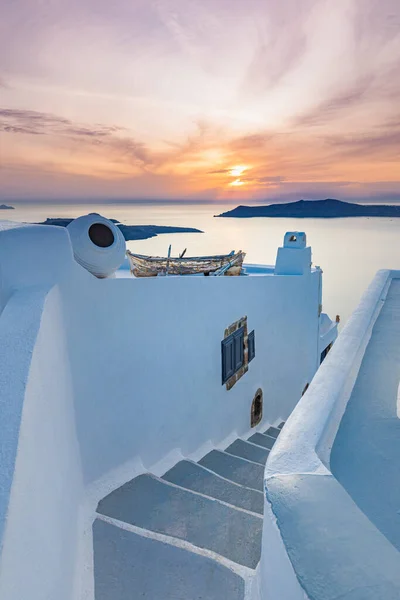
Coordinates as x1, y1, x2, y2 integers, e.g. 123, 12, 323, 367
126, 249, 246, 277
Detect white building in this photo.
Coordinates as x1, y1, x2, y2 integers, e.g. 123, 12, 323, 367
0, 214, 356, 600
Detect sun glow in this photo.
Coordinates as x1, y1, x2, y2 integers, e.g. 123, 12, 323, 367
230, 178, 245, 186
230, 165, 247, 177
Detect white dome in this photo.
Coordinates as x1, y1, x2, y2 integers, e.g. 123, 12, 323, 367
67, 214, 126, 278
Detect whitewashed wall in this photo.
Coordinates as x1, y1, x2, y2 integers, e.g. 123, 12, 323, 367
62, 270, 321, 485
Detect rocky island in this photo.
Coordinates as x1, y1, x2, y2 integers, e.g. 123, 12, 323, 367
36, 217, 203, 241
217, 198, 400, 218
0, 204, 14, 210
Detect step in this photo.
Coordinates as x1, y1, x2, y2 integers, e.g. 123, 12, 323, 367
163, 460, 263, 515
248, 433, 276, 450
93, 518, 245, 600
264, 426, 281, 439
199, 450, 264, 492
96, 474, 262, 568
224, 439, 269, 465
278, 422, 285, 429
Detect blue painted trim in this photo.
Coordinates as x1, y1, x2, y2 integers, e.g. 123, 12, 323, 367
221, 326, 245, 384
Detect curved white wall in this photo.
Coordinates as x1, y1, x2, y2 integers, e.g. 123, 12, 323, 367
262, 269, 400, 600
0, 287, 83, 600
267, 269, 392, 479
0, 223, 85, 600
0, 290, 46, 555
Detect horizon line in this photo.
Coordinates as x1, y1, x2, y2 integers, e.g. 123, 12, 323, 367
3, 196, 400, 206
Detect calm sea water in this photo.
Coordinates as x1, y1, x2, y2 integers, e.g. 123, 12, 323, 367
6, 202, 400, 326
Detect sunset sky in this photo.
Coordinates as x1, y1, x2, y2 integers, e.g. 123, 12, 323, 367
0, 0, 399, 203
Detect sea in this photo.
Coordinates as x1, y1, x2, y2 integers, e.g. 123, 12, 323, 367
6, 202, 400, 326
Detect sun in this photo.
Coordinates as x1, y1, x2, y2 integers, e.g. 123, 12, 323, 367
230, 165, 247, 177
230, 178, 245, 186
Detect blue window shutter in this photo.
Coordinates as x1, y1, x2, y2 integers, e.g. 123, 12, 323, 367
222, 326, 245, 384
248, 330, 255, 362
234, 328, 244, 370
222, 336, 235, 384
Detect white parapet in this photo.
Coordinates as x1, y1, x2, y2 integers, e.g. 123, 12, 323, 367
0, 220, 77, 313
261, 269, 400, 600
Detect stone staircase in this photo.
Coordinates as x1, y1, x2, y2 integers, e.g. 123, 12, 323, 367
93, 424, 283, 600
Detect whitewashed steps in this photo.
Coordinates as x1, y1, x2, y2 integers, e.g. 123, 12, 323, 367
225, 438, 270, 464
248, 432, 276, 450
93, 518, 245, 600
199, 450, 264, 491
94, 425, 284, 600
264, 426, 281, 438
97, 473, 263, 568
163, 459, 264, 515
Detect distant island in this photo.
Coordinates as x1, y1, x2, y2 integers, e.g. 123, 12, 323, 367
0, 204, 14, 210
36, 217, 203, 241
217, 199, 400, 219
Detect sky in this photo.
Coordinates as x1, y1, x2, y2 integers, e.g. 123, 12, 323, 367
0, 0, 399, 203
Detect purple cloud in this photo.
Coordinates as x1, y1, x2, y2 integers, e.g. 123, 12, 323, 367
0, 108, 151, 166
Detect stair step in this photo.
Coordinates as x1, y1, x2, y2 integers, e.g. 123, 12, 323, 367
199, 450, 264, 491
264, 426, 281, 439
225, 439, 269, 465
248, 433, 276, 450
278, 422, 285, 429
96, 474, 262, 568
163, 460, 263, 515
93, 518, 245, 600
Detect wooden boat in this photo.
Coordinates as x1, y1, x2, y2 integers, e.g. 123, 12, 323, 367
126, 249, 246, 277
